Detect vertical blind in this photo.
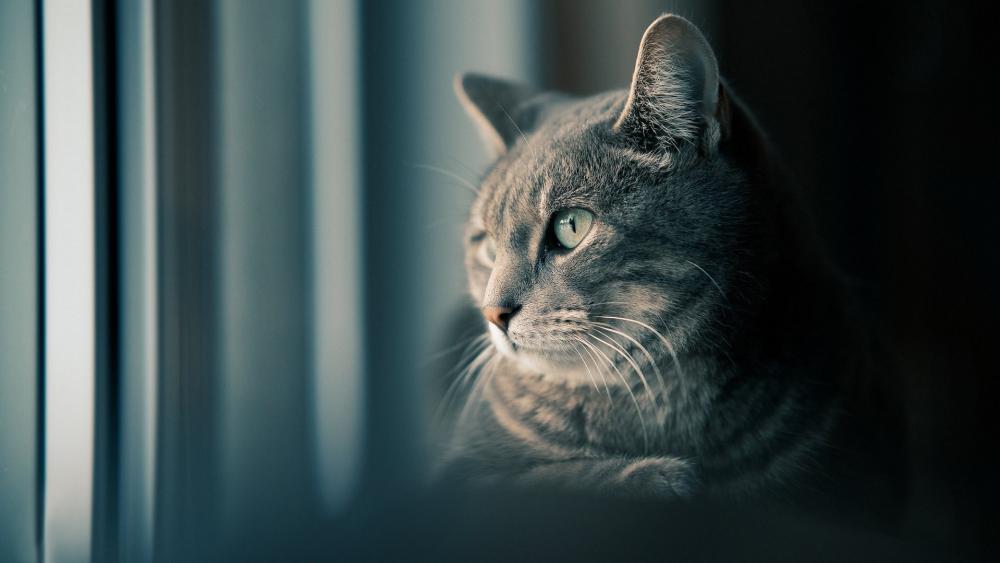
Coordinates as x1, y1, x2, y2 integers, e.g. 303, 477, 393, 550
0, 0, 536, 560
0, 1, 41, 561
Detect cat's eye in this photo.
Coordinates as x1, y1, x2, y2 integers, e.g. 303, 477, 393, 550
550, 208, 594, 250
478, 235, 496, 267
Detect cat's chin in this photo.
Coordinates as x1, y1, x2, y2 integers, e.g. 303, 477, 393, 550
488, 326, 595, 385
517, 354, 596, 385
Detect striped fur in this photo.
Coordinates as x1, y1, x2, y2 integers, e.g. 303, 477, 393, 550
439, 15, 857, 503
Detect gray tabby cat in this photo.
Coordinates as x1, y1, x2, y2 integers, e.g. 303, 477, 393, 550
439, 14, 894, 505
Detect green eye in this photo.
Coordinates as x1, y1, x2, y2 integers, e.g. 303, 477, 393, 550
551, 208, 594, 250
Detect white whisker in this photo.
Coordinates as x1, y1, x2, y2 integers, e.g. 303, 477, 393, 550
497, 102, 530, 148
589, 329, 654, 403
410, 162, 480, 195
574, 336, 614, 402
458, 354, 501, 427
583, 334, 650, 452
425, 333, 487, 365
589, 320, 667, 392
569, 340, 601, 394
596, 315, 687, 380
685, 259, 727, 300
437, 341, 493, 423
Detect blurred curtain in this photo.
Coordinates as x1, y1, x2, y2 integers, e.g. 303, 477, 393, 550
0, 1, 40, 561
150, 0, 540, 558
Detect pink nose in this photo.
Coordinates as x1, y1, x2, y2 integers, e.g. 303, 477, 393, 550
482, 305, 519, 332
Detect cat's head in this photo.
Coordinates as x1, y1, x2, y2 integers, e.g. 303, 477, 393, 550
457, 15, 756, 382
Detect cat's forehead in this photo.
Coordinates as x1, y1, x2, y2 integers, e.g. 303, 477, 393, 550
470, 92, 631, 242
474, 155, 548, 239
477, 144, 577, 234
477, 130, 609, 224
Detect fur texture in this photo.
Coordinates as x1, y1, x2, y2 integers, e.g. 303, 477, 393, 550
438, 14, 889, 506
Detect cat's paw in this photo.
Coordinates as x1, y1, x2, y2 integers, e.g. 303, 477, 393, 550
612, 456, 699, 499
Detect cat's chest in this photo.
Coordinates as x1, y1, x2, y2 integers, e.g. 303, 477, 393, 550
484, 371, 673, 455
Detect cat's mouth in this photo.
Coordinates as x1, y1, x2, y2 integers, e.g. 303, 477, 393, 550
488, 323, 591, 376
488, 323, 567, 355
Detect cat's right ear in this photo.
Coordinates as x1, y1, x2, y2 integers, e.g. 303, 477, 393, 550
454, 73, 540, 157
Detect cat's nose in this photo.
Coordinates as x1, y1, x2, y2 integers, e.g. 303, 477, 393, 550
483, 305, 520, 333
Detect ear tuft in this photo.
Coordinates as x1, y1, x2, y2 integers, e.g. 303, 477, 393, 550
454, 73, 541, 157
614, 14, 721, 153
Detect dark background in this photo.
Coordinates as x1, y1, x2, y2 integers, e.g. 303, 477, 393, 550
718, 1, 998, 552
533, 0, 999, 556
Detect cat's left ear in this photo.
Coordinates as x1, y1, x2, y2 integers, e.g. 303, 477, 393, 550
454, 73, 542, 156
614, 14, 724, 154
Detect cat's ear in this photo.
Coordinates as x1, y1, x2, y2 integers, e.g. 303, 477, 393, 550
454, 73, 541, 156
614, 14, 722, 153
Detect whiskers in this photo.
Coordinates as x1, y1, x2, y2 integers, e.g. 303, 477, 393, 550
684, 259, 727, 300
542, 313, 664, 453
595, 314, 687, 380
589, 321, 666, 393
581, 311, 694, 451
409, 162, 480, 196
576, 330, 651, 452
457, 353, 501, 428
570, 337, 613, 400
438, 311, 685, 455
436, 334, 494, 425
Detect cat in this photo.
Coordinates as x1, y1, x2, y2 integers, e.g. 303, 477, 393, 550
437, 14, 903, 513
